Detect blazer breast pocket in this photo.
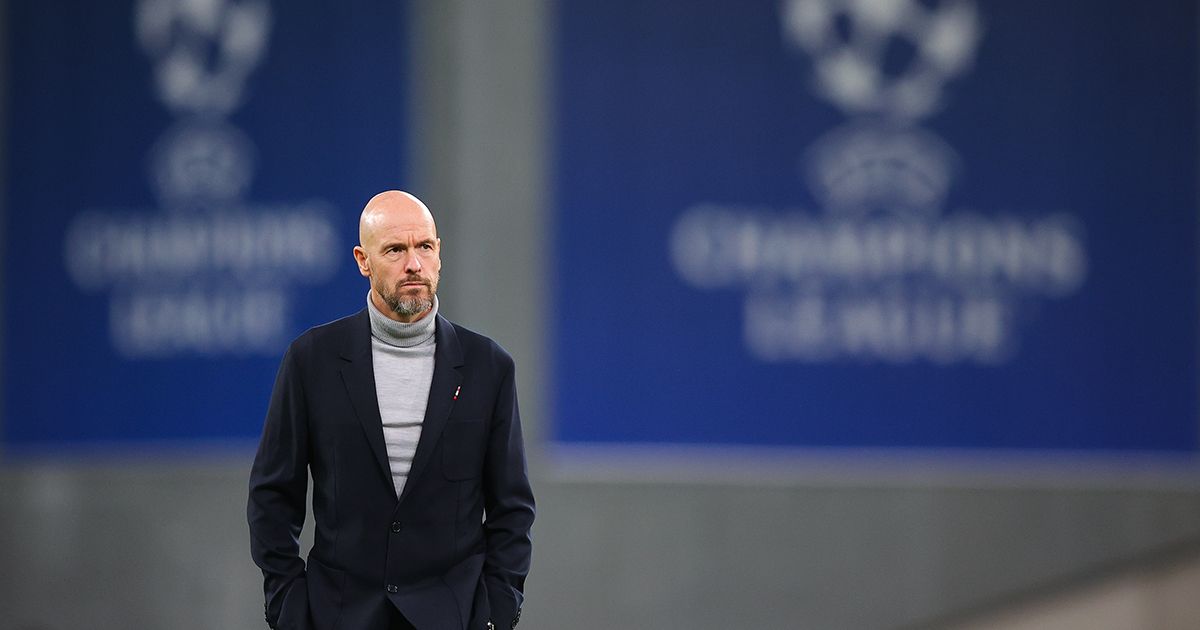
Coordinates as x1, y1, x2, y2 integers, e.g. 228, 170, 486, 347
442, 420, 487, 481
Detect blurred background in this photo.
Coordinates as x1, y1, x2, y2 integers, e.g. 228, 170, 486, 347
3, 1, 1200, 629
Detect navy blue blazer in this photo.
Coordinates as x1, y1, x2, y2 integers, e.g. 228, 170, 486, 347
248, 310, 534, 630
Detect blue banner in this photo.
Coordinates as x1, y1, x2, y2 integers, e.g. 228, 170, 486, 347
4, 0, 408, 448
553, 1, 1198, 452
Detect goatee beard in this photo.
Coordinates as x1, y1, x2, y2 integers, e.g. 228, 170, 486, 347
387, 293, 433, 317
383, 278, 435, 317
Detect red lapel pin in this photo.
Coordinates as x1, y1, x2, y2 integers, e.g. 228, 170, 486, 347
453, 385, 461, 400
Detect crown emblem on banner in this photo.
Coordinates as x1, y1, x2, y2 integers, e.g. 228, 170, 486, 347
805, 123, 957, 217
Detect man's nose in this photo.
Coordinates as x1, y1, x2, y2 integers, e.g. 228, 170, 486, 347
403, 250, 422, 273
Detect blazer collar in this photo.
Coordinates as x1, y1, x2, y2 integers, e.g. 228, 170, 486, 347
338, 308, 464, 503
399, 314, 464, 505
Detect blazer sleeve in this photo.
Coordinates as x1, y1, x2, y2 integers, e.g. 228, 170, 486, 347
247, 343, 310, 629
481, 354, 536, 628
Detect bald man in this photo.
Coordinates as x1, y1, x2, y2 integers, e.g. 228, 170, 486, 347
249, 191, 534, 630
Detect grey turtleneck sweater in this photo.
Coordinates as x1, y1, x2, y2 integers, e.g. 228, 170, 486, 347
367, 292, 438, 498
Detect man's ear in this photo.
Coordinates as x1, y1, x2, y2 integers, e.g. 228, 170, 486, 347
353, 246, 371, 277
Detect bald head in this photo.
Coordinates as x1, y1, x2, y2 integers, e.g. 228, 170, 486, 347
358, 190, 437, 249
353, 190, 442, 322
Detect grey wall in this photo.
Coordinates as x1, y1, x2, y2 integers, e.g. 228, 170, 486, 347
2, 1, 1200, 629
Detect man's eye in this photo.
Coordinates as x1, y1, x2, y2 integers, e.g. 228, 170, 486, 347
421, 243, 433, 250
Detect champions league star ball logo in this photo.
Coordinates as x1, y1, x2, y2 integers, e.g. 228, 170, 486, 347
136, 0, 271, 117
783, 0, 980, 216
136, 0, 271, 208
62, 0, 342, 359
782, 0, 981, 121
669, 0, 1088, 365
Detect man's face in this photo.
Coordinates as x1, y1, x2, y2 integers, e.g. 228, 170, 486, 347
354, 196, 441, 322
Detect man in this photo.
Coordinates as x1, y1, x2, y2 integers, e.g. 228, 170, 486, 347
248, 191, 534, 630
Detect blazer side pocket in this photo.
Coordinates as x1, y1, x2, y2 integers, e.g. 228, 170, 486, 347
306, 556, 345, 630
276, 575, 311, 630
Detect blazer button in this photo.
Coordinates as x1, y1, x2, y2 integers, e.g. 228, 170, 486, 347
386, 584, 399, 594
391, 521, 403, 533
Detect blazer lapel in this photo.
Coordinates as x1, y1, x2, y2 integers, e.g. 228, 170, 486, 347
398, 314, 464, 506
338, 309, 393, 494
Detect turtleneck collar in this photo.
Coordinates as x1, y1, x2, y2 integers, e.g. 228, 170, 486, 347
366, 292, 438, 348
